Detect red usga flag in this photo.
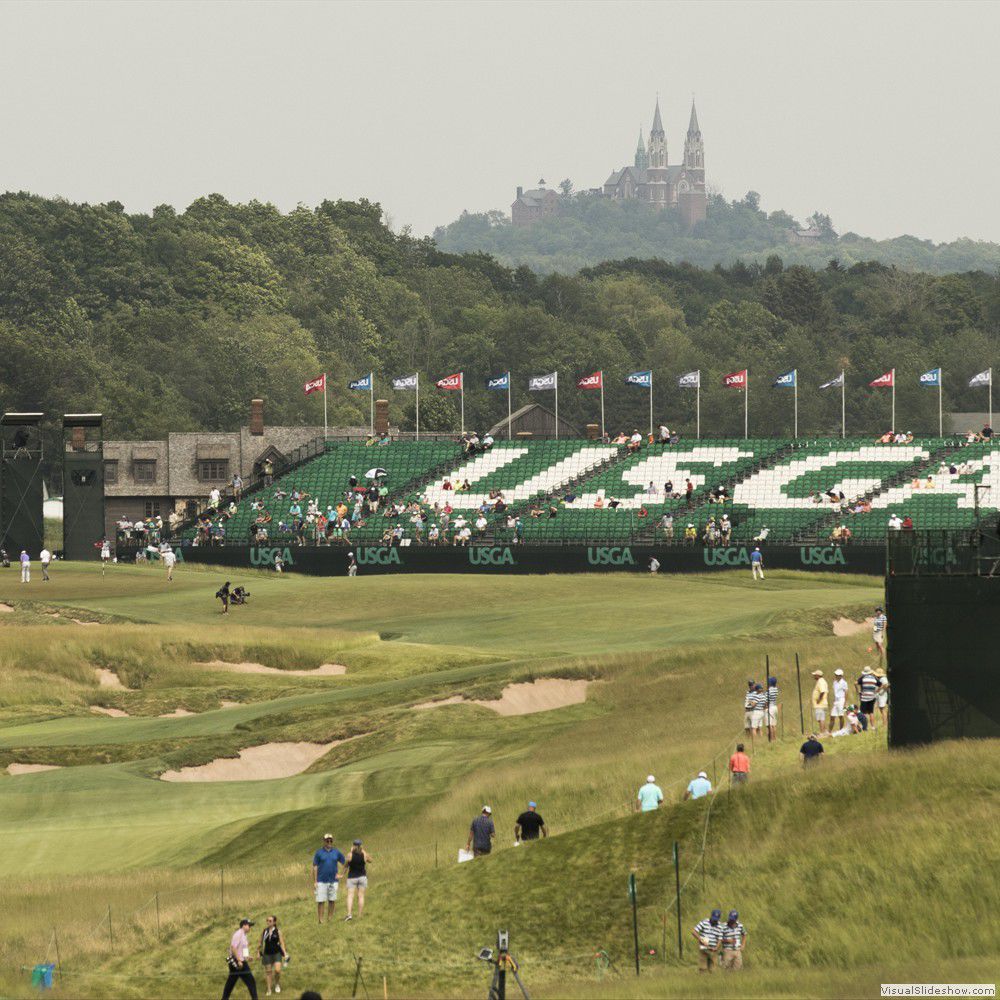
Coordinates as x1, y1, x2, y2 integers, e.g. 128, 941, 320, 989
723, 369, 748, 388
869, 370, 895, 388
577, 371, 603, 390
303, 374, 326, 395
436, 373, 463, 390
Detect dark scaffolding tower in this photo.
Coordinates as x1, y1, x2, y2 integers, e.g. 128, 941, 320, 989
0, 412, 45, 555
62, 414, 105, 560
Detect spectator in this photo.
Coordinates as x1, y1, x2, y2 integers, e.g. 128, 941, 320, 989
467, 806, 495, 857
658, 423, 671, 443
901, 514, 914, 531
312, 834, 346, 924
856, 666, 881, 730
514, 802, 547, 843
888, 513, 903, 531
209, 486, 221, 509
684, 770, 713, 800
720, 910, 747, 970
799, 733, 824, 766
648, 556, 661, 574
871, 606, 887, 661
751, 684, 766, 736
222, 918, 258, 1000
692, 909, 724, 973
684, 523, 697, 545
753, 525, 770, 543
343, 839, 372, 921
766, 676, 779, 740
257, 915, 288, 995
743, 681, 756, 735
347, 551, 357, 577
232, 474, 243, 501
685, 479, 694, 504
830, 668, 848, 732
39, 546, 51, 582
661, 512, 674, 539
163, 546, 177, 582
216, 581, 231, 614
627, 429, 643, 454
729, 744, 750, 786
637, 774, 663, 812
810, 670, 829, 734
875, 667, 890, 727
750, 546, 764, 581
19, 550, 29, 584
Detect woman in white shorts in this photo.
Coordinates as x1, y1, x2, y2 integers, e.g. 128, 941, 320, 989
875, 668, 890, 727
343, 839, 372, 921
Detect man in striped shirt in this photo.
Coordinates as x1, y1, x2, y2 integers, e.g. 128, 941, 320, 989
856, 667, 881, 730
871, 606, 887, 661
692, 909, 724, 972
743, 681, 756, 734
766, 677, 780, 741
751, 684, 766, 736
720, 910, 748, 970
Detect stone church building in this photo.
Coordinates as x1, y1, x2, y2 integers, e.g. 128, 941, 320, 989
602, 98, 707, 228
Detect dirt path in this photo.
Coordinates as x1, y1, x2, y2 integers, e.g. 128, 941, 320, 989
413, 678, 592, 716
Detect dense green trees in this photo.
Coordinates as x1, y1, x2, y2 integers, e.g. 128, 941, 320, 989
1, 191, 999, 492
434, 192, 1000, 276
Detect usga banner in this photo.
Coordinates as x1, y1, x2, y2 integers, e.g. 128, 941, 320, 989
435, 373, 463, 390
723, 369, 748, 388
303, 374, 326, 395
576, 371, 603, 389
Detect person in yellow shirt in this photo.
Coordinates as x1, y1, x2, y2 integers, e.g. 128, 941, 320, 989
811, 669, 829, 735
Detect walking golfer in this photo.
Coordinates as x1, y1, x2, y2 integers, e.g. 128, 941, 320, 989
637, 775, 664, 812
163, 546, 177, 581
810, 669, 829, 734
831, 668, 848, 732
692, 909, 724, 972
728, 744, 750, 786
514, 801, 547, 843
312, 834, 346, 923
347, 551, 357, 577
222, 918, 258, 1000
258, 915, 288, 996
343, 839, 372, 921
467, 806, 495, 857
750, 546, 764, 580
39, 547, 51, 581
19, 550, 29, 583
871, 606, 887, 660
720, 910, 748, 970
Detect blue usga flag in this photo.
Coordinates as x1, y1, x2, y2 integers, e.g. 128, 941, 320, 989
919, 368, 942, 387
486, 372, 510, 390
772, 369, 797, 388
349, 373, 372, 391
626, 370, 652, 388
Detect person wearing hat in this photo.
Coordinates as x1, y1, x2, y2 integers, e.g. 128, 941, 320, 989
750, 545, 764, 581
871, 605, 887, 661
856, 664, 881, 731
343, 839, 372, 921
831, 668, 848, 733
692, 909, 724, 972
875, 666, 890, 727
637, 775, 664, 812
467, 806, 495, 857
766, 676, 780, 740
684, 522, 697, 545
514, 801, 547, 843
799, 733, 824, 766
810, 669, 829, 734
222, 917, 258, 999
684, 770, 713, 800
751, 684, 766, 736
347, 551, 357, 577
743, 681, 756, 735
720, 910, 748, 970
312, 834, 346, 924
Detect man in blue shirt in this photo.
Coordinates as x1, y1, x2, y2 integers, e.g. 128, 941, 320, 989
750, 546, 764, 581
637, 775, 664, 812
312, 833, 346, 924
684, 771, 713, 800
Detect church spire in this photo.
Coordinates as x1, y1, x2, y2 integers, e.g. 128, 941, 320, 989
651, 97, 664, 136
636, 127, 645, 154
687, 99, 700, 136
634, 127, 648, 171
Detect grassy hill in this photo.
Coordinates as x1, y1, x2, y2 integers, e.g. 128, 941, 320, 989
0, 564, 992, 997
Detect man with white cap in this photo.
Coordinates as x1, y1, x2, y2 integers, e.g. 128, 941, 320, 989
684, 771, 713, 800
831, 668, 848, 732
810, 669, 829, 735
637, 775, 664, 812
467, 806, 495, 857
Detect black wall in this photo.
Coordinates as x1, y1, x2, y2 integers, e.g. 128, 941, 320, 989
0, 456, 44, 554
62, 452, 105, 560
886, 575, 1000, 746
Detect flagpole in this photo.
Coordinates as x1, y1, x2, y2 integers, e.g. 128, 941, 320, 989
507, 372, 512, 440
323, 373, 328, 440
415, 373, 420, 441
891, 368, 896, 431
599, 371, 605, 440
696, 382, 701, 440
938, 372, 942, 438
369, 371, 374, 436
794, 371, 798, 439
649, 372, 654, 439
554, 372, 559, 441
745, 372, 749, 440
841, 371, 846, 438
460, 374, 465, 436
990, 369, 994, 429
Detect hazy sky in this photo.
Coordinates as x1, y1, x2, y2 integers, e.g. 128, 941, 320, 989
2, 0, 999, 243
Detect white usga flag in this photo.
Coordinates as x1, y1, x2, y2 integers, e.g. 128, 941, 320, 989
677, 370, 701, 389
969, 369, 992, 388
392, 374, 418, 390
528, 373, 557, 391
819, 372, 844, 389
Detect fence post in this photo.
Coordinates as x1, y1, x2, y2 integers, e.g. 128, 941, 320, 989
221, 867, 225, 909
53, 928, 61, 981
673, 841, 683, 960
628, 873, 640, 976
765, 654, 772, 743
108, 906, 114, 952
352, 955, 363, 998
795, 653, 805, 734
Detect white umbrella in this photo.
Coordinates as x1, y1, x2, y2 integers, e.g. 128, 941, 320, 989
365, 468, 388, 479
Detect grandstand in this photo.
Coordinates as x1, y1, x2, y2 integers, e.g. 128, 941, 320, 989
174, 435, 1000, 548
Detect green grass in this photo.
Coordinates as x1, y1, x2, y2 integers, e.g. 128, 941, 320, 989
0, 563, 990, 997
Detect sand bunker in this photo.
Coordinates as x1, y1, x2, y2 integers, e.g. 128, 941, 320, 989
159, 708, 195, 718
413, 678, 591, 716
72, 619, 100, 627
832, 617, 874, 637
220, 701, 242, 709
91, 705, 129, 718
160, 741, 344, 782
7, 763, 61, 775
95, 668, 126, 689
0, 602, 13, 613
198, 660, 346, 677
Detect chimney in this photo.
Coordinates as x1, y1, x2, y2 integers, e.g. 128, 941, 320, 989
250, 399, 264, 436
516, 186, 523, 198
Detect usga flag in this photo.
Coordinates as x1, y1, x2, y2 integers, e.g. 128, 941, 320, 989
349, 373, 372, 391
723, 369, 748, 389
820, 372, 844, 389
435, 373, 463, 391
626, 370, 652, 388
677, 370, 701, 389
919, 368, 942, 387
772, 370, 796, 388
528, 373, 557, 391
303, 374, 326, 395
392, 374, 418, 390
869, 370, 895, 388
969, 369, 992, 388
486, 373, 510, 390
577, 371, 603, 390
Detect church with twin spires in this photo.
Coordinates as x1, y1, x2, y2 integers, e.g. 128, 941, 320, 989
602, 97, 707, 229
